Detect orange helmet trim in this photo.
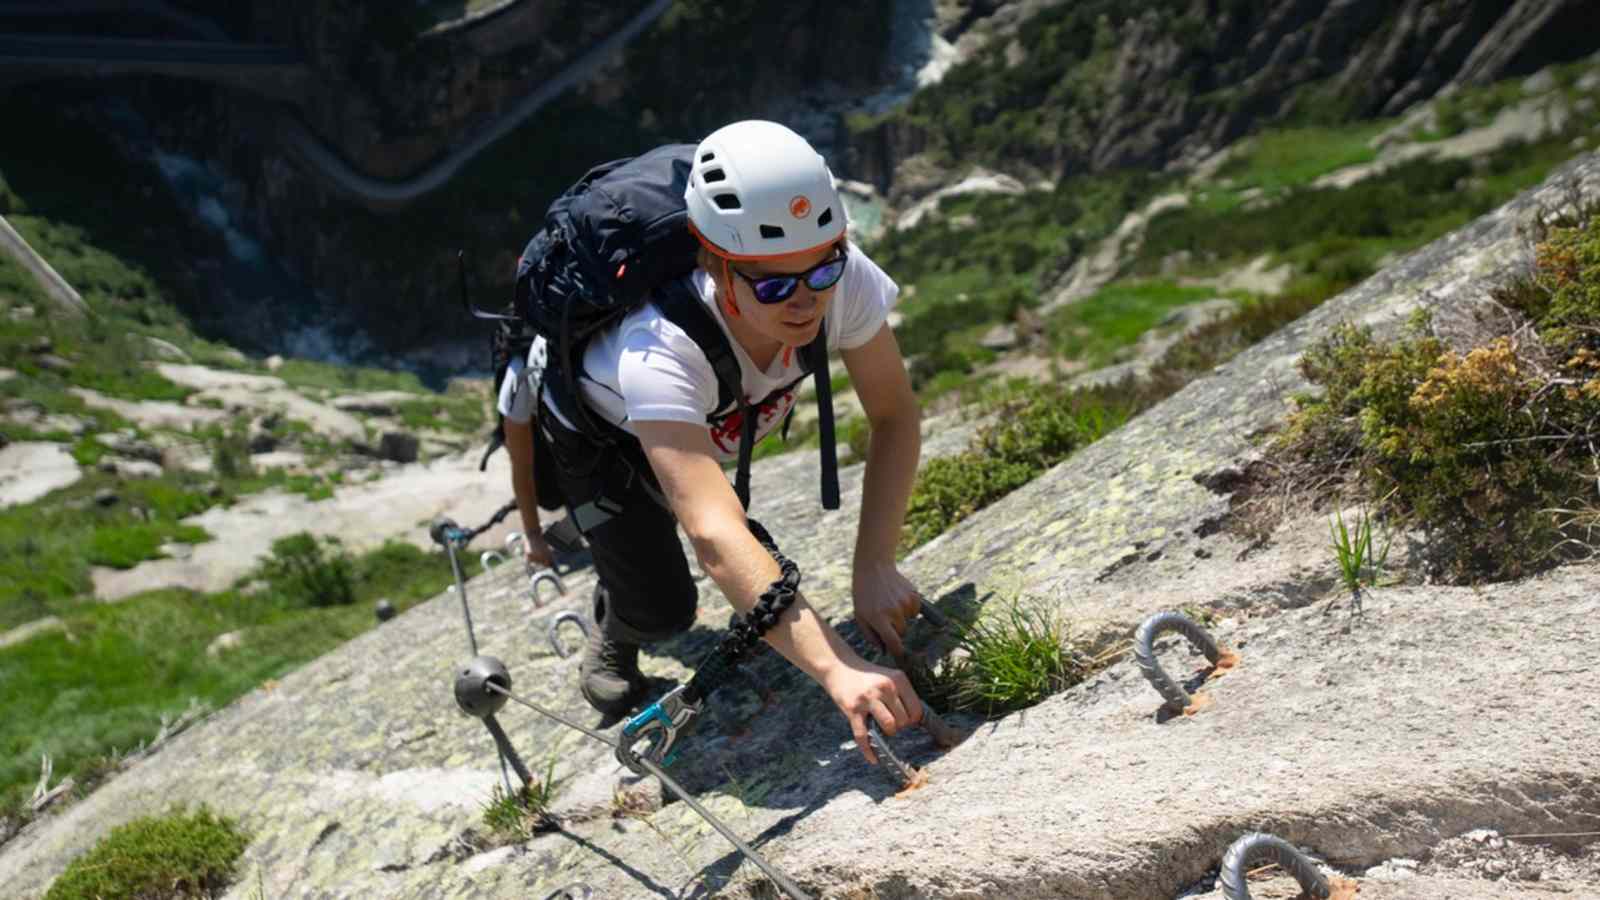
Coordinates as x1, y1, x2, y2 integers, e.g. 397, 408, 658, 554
686, 218, 841, 263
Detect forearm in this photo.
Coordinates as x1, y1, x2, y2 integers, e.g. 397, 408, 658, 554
502, 419, 542, 538
510, 465, 541, 537
692, 520, 860, 683
853, 409, 921, 567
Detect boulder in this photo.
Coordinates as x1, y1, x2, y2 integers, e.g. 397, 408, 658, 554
250, 451, 309, 472
330, 391, 421, 416
142, 337, 191, 362
978, 323, 1019, 352
34, 354, 72, 374
97, 458, 164, 479
248, 416, 279, 454
205, 630, 244, 657
98, 432, 164, 464
377, 431, 420, 463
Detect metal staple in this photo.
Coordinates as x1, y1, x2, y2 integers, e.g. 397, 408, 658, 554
530, 569, 567, 606
547, 611, 590, 658
1219, 832, 1331, 900
1132, 610, 1223, 713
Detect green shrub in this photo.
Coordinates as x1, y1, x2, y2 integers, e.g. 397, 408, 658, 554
1278, 214, 1600, 580
1524, 216, 1600, 351
902, 382, 1130, 548
901, 267, 1348, 552
44, 806, 248, 900
69, 436, 109, 467
396, 395, 484, 435
210, 426, 254, 481
256, 533, 355, 607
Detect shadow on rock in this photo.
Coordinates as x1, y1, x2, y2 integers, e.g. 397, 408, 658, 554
549, 826, 679, 899
677, 800, 828, 900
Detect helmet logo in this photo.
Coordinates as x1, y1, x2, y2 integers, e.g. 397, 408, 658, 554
789, 195, 811, 219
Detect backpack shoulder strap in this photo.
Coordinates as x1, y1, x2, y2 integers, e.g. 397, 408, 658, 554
802, 328, 840, 510
653, 278, 740, 419
653, 278, 754, 508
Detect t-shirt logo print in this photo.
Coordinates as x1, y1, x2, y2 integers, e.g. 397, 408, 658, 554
789, 195, 811, 219
708, 388, 799, 455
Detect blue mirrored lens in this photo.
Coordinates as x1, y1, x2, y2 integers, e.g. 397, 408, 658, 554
752, 277, 800, 302
805, 258, 847, 291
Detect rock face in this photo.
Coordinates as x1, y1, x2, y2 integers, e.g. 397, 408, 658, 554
849, 0, 1600, 200
5, 155, 1600, 898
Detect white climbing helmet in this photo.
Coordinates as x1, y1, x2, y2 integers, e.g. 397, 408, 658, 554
684, 120, 846, 259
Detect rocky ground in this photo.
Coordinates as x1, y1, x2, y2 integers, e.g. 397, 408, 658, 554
3, 140, 1598, 900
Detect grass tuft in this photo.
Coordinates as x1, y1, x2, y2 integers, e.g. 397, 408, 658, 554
914, 596, 1095, 716
480, 757, 560, 845
1329, 506, 1391, 595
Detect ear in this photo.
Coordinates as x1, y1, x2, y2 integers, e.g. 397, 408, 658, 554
696, 245, 741, 318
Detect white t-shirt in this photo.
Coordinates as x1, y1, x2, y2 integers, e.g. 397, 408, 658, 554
497, 247, 898, 462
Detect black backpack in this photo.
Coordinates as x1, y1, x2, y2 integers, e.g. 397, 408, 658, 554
481, 143, 839, 511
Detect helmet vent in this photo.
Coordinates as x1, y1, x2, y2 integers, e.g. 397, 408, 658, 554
714, 193, 742, 210
817, 207, 833, 228
703, 168, 727, 184
700, 152, 716, 162
759, 225, 786, 239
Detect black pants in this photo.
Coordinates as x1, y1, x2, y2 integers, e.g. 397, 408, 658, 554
540, 405, 699, 645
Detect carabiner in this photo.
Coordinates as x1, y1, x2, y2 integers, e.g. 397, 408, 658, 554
616, 685, 701, 775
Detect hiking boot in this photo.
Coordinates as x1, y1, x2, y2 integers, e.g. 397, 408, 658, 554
579, 628, 647, 716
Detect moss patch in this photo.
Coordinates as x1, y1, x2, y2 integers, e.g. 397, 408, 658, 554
44, 806, 247, 900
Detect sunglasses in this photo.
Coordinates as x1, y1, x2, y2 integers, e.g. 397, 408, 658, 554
732, 246, 848, 304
